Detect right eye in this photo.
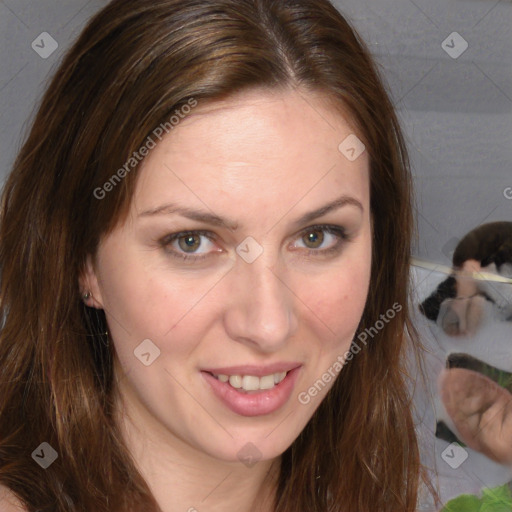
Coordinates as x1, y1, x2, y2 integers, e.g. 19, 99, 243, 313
159, 230, 223, 262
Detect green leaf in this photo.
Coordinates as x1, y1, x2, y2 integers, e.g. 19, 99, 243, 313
441, 485, 512, 512
481, 484, 512, 512
441, 493, 481, 512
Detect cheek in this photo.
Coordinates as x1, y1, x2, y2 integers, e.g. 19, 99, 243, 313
97, 265, 168, 334
96, 249, 226, 370
318, 276, 368, 330
298, 270, 370, 364
307, 249, 371, 343
95, 241, 200, 336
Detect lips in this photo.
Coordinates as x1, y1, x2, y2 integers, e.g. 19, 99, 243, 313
201, 363, 302, 417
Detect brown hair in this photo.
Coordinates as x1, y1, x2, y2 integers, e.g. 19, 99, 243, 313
0, 0, 434, 510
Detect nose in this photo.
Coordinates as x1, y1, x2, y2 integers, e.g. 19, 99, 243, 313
222, 251, 298, 352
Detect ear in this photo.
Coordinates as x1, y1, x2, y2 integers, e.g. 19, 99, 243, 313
78, 254, 104, 309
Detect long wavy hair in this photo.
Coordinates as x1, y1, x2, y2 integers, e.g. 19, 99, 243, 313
0, 0, 433, 510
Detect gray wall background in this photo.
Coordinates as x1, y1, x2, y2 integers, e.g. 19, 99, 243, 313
0, 0, 511, 265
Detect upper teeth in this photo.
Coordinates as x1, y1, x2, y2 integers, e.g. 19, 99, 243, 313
215, 372, 287, 391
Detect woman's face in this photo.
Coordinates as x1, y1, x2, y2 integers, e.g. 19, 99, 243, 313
82, 88, 372, 464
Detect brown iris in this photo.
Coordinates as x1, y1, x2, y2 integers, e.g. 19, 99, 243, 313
303, 229, 324, 249
178, 234, 201, 252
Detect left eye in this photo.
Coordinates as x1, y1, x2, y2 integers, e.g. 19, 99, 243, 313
159, 225, 349, 262
293, 226, 347, 252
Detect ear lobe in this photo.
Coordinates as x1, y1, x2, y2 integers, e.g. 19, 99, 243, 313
78, 254, 104, 309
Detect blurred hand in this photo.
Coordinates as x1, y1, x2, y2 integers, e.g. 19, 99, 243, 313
439, 367, 512, 465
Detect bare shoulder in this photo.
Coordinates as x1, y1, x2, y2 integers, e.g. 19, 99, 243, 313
0, 484, 28, 511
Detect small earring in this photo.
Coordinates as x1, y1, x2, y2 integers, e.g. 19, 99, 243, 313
83, 291, 91, 301
102, 329, 110, 348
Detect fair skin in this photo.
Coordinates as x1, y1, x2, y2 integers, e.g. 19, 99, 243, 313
79, 88, 372, 512
0, 486, 25, 512
440, 368, 512, 465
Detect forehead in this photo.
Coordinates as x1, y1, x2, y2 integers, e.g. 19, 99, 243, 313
130, 88, 370, 223
160, 87, 363, 159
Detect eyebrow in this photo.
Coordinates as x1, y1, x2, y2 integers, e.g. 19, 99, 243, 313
138, 194, 363, 231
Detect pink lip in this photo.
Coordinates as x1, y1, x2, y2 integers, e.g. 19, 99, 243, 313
201, 365, 302, 417
202, 362, 301, 377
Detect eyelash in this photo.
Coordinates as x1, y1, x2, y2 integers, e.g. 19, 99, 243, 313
158, 224, 352, 263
